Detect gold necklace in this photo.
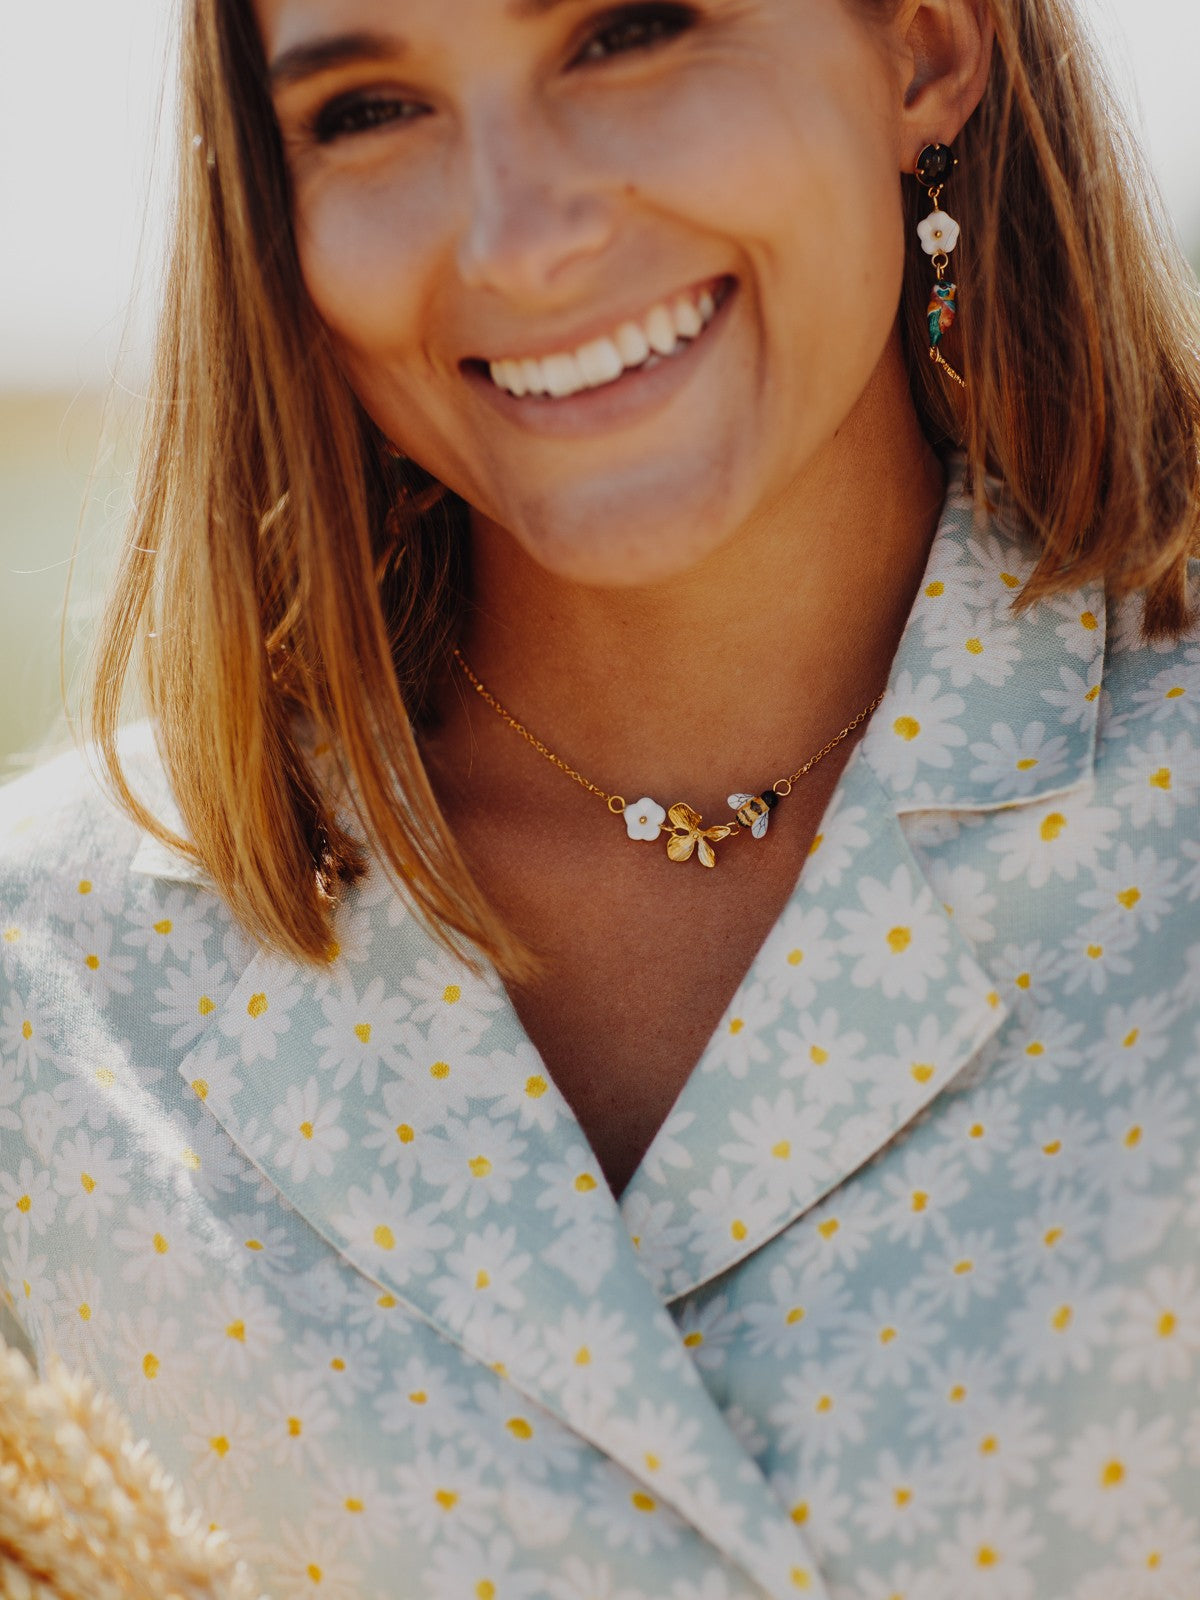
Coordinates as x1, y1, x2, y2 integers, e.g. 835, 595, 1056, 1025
452, 648, 886, 869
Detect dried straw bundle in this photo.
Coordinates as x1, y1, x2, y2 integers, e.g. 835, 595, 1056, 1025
0, 1344, 266, 1600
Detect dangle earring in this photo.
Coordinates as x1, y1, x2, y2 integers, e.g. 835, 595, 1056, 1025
915, 142, 965, 390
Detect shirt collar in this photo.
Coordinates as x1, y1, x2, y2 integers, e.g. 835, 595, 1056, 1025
859, 454, 1105, 812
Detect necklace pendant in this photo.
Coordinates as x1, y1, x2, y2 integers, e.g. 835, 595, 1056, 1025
728, 789, 779, 840
665, 802, 735, 869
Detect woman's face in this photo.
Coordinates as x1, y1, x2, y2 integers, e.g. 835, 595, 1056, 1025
260, 0, 917, 585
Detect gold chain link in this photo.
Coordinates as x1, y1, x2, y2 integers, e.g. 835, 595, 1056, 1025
453, 648, 886, 817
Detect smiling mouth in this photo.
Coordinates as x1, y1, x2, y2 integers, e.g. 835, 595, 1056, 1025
469, 276, 734, 401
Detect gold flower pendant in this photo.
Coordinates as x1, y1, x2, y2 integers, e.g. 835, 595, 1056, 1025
665, 803, 736, 869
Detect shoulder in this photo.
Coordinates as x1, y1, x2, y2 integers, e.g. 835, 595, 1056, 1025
0, 725, 169, 921
1094, 566, 1200, 772
0, 725, 236, 1001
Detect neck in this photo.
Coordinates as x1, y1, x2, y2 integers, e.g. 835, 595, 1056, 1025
434, 336, 945, 806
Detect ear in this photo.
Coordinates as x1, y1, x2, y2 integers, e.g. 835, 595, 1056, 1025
891, 0, 995, 169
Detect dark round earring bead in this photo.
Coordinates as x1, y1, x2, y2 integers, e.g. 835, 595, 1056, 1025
915, 142, 956, 189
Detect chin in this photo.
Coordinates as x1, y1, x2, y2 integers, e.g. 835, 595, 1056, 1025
496, 462, 750, 589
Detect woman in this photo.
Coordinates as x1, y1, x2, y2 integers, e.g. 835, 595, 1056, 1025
2, 0, 1200, 1593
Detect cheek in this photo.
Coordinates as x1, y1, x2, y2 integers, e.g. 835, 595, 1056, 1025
293, 166, 447, 371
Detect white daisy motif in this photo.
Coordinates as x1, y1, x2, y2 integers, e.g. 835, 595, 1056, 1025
987, 793, 1121, 889
866, 671, 967, 792
1050, 1409, 1178, 1538
967, 721, 1071, 800
51, 1129, 131, 1238
149, 953, 233, 1050
1111, 1264, 1200, 1389
836, 864, 950, 1001
430, 1221, 532, 1330
930, 1503, 1043, 1600
313, 975, 411, 1094
418, 1113, 530, 1219
220, 967, 304, 1063
929, 619, 1023, 690
1112, 730, 1200, 829
272, 1076, 349, 1181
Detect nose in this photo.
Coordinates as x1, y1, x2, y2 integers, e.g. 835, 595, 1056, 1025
455, 104, 615, 300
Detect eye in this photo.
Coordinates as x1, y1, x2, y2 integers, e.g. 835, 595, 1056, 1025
572, 2, 698, 66
310, 93, 430, 145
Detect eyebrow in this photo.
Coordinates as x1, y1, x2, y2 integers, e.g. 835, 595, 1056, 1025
267, 30, 407, 90
266, 0, 588, 88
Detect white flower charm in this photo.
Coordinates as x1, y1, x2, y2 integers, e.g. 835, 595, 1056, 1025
623, 797, 666, 841
917, 210, 961, 256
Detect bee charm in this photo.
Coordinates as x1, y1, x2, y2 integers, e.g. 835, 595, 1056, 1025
728, 790, 779, 840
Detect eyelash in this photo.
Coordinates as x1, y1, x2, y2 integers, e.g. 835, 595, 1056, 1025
308, 2, 698, 145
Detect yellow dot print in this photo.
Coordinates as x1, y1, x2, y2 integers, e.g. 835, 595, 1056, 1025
630, 1492, 656, 1513
1149, 767, 1172, 791
373, 1224, 396, 1250
246, 993, 268, 1019
354, 1023, 372, 1045
198, 996, 215, 1016
468, 1155, 492, 1178
525, 1074, 548, 1097
142, 1352, 160, 1379
80, 1172, 96, 1194
442, 985, 462, 1004
964, 637, 984, 656
887, 926, 912, 954
893, 716, 921, 742
683, 1330, 704, 1347
21, 1019, 32, 1041
1040, 813, 1066, 842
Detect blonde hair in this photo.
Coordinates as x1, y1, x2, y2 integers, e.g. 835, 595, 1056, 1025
91, 0, 1200, 973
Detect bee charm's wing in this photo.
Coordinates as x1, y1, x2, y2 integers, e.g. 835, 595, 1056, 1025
728, 793, 753, 810
751, 810, 771, 839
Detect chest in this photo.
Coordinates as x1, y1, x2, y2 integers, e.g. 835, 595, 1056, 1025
457, 762, 852, 1196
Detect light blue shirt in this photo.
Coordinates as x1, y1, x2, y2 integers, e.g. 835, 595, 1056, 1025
2, 461, 1199, 1599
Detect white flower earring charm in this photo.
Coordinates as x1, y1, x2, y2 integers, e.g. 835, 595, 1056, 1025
915, 142, 966, 391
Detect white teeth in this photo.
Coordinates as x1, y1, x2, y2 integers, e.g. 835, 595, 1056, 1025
577, 336, 624, 387
485, 281, 724, 399
616, 321, 650, 367
672, 296, 703, 340
644, 304, 678, 357
520, 358, 547, 396
543, 352, 584, 398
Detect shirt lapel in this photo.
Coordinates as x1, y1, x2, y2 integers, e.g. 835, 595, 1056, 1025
620, 458, 1107, 1302
169, 877, 831, 1598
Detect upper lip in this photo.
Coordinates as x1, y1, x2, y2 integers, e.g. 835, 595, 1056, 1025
463, 274, 729, 368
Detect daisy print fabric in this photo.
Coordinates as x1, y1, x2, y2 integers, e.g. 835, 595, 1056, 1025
2, 457, 1200, 1599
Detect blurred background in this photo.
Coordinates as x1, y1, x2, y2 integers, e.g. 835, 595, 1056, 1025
1, 0, 1199, 775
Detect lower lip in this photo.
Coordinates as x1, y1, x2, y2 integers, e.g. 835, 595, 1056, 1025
464, 278, 737, 439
